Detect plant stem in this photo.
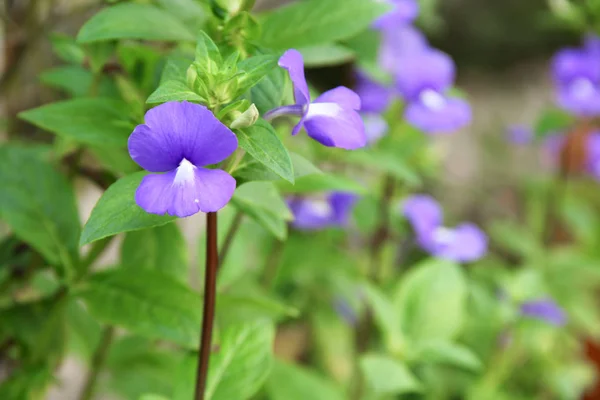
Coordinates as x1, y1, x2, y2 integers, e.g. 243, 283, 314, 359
219, 211, 243, 266
78, 327, 115, 400
195, 212, 219, 400
368, 174, 396, 282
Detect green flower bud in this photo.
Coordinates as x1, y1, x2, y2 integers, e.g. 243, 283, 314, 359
230, 104, 259, 129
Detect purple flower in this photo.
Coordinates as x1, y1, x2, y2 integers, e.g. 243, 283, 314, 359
373, 0, 420, 31
363, 114, 389, 145
586, 132, 600, 179
379, 25, 428, 74
402, 195, 487, 262
355, 70, 393, 114
551, 35, 600, 116
128, 101, 238, 218
506, 125, 533, 145
265, 50, 366, 150
521, 299, 566, 326
394, 48, 471, 133
288, 192, 359, 230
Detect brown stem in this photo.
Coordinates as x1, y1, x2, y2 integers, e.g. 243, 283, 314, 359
219, 211, 243, 266
195, 212, 219, 400
78, 327, 115, 400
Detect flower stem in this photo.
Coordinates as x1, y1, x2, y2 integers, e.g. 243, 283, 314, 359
78, 327, 114, 400
195, 212, 219, 400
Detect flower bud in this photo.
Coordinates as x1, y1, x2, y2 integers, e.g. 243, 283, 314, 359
230, 104, 259, 129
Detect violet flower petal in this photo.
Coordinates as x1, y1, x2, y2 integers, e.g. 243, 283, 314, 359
128, 101, 238, 171
521, 299, 567, 326
363, 114, 389, 144
373, 0, 419, 30
304, 105, 367, 149
586, 132, 600, 179
556, 81, 600, 116
379, 25, 428, 74
289, 198, 335, 230
329, 192, 359, 226
404, 95, 471, 133
135, 165, 236, 217
394, 48, 456, 100
355, 70, 393, 113
313, 86, 361, 110
402, 194, 443, 235
279, 49, 310, 106
422, 223, 487, 263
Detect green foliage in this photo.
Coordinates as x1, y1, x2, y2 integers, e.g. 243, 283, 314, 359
80, 172, 176, 246
266, 360, 346, 400
360, 354, 422, 395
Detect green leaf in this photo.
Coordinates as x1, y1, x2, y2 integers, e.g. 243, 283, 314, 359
77, 3, 194, 43
0, 146, 80, 272
147, 80, 205, 104
39, 66, 118, 97
175, 322, 275, 400
250, 67, 284, 114
394, 259, 467, 342
236, 55, 278, 95
299, 44, 355, 67
0, 365, 54, 400
121, 223, 188, 282
236, 119, 294, 183
88, 144, 140, 175
411, 340, 482, 371
278, 171, 366, 194
50, 33, 85, 65
75, 268, 201, 348
217, 291, 298, 327
19, 98, 133, 146
80, 172, 176, 246
360, 354, 422, 396
266, 360, 345, 400
363, 284, 405, 353
195, 31, 222, 65
234, 151, 319, 184
534, 108, 574, 139
261, 0, 389, 49
345, 150, 422, 187
231, 182, 292, 240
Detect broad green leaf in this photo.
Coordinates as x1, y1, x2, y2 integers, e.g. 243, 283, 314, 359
175, 322, 275, 400
217, 288, 298, 327
0, 365, 53, 400
236, 119, 294, 183
278, 171, 366, 194
363, 284, 405, 353
411, 340, 482, 371
39, 66, 118, 97
80, 172, 176, 246
160, 58, 193, 84
86, 41, 115, 73
195, 31, 222, 65
88, 145, 140, 175
50, 33, 85, 64
266, 360, 345, 400
121, 223, 188, 281
360, 354, 422, 395
77, 3, 194, 43
345, 150, 422, 187
250, 67, 284, 114
231, 182, 292, 240
236, 55, 278, 94
19, 98, 133, 146
0, 146, 80, 272
156, 0, 207, 29
147, 80, 205, 104
75, 268, 201, 348
261, 0, 389, 49
487, 220, 542, 261
299, 44, 355, 67
394, 259, 467, 342
233, 151, 320, 184
534, 108, 574, 138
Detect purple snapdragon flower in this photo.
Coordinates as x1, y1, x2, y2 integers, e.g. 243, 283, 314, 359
402, 195, 487, 262
520, 299, 567, 326
265, 50, 366, 150
394, 49, 471, 133
551, 35, 600, 116
373, 0, 419, 31
128, 101, 238, 218
288, 192, 359, 230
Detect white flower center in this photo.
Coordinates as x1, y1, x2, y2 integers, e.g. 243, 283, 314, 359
419, 89, 446, 111
569, 78, 595, 99
305, 102, 343, 119
309, 199, 333, 218
173, 158, 196, 186
433, 226, 456, 245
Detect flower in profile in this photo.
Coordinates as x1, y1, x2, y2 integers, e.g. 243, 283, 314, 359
128, 101, 238, 218
520, 299, 566, 326
288, 192, 359, 230
402, 195, 487, 262
394, 49, 471, 133
373, 0, 419, 31
265, 49, 366, 150
551, 35, 600, 116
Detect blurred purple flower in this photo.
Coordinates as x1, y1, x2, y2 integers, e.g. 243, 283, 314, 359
355, 70, 394, 114
586, 132, 600, 179
394, 49, 471, 133
363, 114, 389, 145
379, 25, 429, 74
128, 101, 238, 218
506, 125, 533, 145
373, 0, 419, 30
521, 299, 567, 326
333, 297, 359, 326
288, 192, 359, 231
551, 34, 600, 116
265, 50, 366, 150
402, 195, 487, 262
